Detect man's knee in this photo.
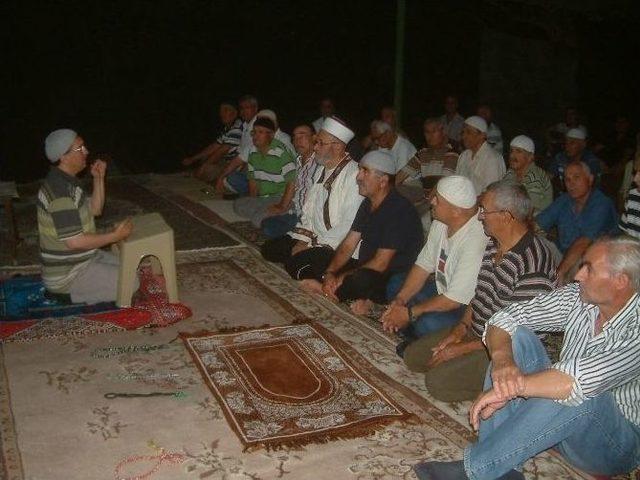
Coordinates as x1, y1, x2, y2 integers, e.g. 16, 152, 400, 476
402, 331, 446, 372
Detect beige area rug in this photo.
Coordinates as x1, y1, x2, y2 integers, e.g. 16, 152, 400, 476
0, 247, 593, 479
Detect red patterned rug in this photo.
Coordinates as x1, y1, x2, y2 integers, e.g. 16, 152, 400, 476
182, 323, 416, 450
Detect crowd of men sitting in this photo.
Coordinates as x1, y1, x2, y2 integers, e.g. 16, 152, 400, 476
38, 92, 639, 479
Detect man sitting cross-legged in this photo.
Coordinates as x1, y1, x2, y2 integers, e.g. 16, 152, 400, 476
414, 236, 640, 480
260, 116, 363, 282
382, 176, 487, 356
398, 181, 557, 402
302, 150, 423, 315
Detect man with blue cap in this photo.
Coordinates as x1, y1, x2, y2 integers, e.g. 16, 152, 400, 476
38, 129, 133, 304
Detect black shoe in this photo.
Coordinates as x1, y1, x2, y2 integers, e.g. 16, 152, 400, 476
413, 461, 467, 480
395, 339, 411, 358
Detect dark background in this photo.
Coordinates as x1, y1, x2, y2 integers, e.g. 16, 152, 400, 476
2, 0, 639, 182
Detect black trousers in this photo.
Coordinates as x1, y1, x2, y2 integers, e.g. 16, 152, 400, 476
336, 268, 390, 304
261, 236, 335, 281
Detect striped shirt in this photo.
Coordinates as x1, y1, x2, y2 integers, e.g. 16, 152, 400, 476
247, 138, 296, 197
400, 144, 459, 181
216, 117, 243, 161
470, 231, 558, 337
37, 167, 97, 293
503, 163, 553, 215
619, 188, 640, 239
292, 153, 318, 215
486, 283, 640, 426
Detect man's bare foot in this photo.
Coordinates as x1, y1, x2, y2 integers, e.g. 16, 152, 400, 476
299, 279, 324, 295
350, 299, 373, 315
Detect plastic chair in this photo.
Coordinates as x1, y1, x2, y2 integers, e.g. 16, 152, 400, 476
113, 213, 178, 307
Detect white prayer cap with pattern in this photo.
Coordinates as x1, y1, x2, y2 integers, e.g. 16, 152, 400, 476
566, 127, 587, 140
321, 116, 355, 144
436, 175, 477, 208
360, 150, 396, 175
464, 116, 488, 134
510, 135, 535, 154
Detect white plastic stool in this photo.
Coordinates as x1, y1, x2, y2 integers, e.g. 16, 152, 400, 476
114, 212, 179, 307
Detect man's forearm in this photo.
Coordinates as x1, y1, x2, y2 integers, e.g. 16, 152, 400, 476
91, 178, 105, 216
485, 325, 516, 364
65, 231, 118, 251
413, 294, 461, 315
395, 266, 430, 304
557, 236, 591, 281
522, 369, 574, 400
220, 156, 244, 179
277, 181, 295, 209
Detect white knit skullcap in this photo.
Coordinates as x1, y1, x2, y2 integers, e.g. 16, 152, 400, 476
464, 116, 488, 134
436, 175, 477, 208
257, 109, 278, 124
360, 150, 396, 175
510, 135, 535, 154
44, 128, 78, 162
321, 116, 355, 144
566, 127, 587, 140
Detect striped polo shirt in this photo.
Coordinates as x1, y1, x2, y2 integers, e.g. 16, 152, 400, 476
619, 188, 640, 239
216, 117, 243, 161
400, 144, 459, 180
247, 138, 296, 197
470, 231, 558, 337
37, 167, 97, 293
503, 163, 553, 215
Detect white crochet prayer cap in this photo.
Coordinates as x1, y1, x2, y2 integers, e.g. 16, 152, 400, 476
464, 115, 488, 134
436, 175, 477, 208
360, 150, 396, 175
566, 127, 587, 140
45, 128, 78, 162
510, 135, 535, 154
321, 116, 355, 144
257, 109, 277, 123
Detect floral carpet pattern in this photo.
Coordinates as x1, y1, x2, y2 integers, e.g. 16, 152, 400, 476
0, 247, 598, 479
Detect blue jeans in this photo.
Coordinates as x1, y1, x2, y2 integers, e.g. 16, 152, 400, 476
464, 327, 640, 479
261, 213, 299, 239
225, 170, 249, 195
386, 273, 465, 339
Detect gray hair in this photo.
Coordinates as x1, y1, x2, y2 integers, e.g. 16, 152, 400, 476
598, 236, 640, 292
371, 120, 392, 134
566, 160, 592, 176
485, 180, 533, 222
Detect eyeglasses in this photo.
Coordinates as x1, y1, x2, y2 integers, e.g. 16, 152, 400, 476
314, 140, 341, 147
478, 205, 513, 219
69, 145, 88, 155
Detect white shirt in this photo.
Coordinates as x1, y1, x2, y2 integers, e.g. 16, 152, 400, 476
238, 116, 257, 162
290, 157, 363, 251
456, 141, 506, 194
415, 216, 488, 304
240, 128, 296, 162
312, 117, 326, 133
382, 135, 417, 173
486, 122, 503, 156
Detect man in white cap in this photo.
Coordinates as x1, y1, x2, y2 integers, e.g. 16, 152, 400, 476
548, 127, 602, 186
369, 120, 417, 173
260, 116, 363, 282
455, 116, 506, 194
37, 129, 133, 304
299, 150, 424, 314
399, 180, 557, 402
382, 175, 487, 356
502, 135, 552, 215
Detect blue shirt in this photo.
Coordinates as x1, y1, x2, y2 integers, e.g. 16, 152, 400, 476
535, 189, 618, 253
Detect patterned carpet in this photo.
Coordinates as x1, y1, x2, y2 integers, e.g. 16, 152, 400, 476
0, 247, 596, 480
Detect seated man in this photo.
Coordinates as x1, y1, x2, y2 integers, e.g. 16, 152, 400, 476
301, 150, 423, 314
536, 160, 618, 284
38, 129, 133, 304
396, 117, 459, 203
415, 237, 640, 480
502, 135, 552, 215
619, 155, 640, 239
261, 123, 318, 238
439, 95, 465, 152
233, 117, 296, 229
181, 101, 243, 182
370, 120, 417, 174
382, 176, 487, 355
399, 181, 557, 402
260, 116, 363, 281
312, 97, 336, 133
223, 109, 295, 196
547, 127, 602, 187
455, 116, 506, 194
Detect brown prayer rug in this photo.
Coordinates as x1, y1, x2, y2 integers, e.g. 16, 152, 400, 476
182, 323, 415, 450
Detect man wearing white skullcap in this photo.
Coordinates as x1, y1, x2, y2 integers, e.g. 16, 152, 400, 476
398, 180, 557, 405
455, 116, 506, 194
261, 116, 365, 283
502, 135, 552, 215
382, 175, 488, 356
38, 129, 133, 304
292, 150, 424, 315
548, 126, 602, 186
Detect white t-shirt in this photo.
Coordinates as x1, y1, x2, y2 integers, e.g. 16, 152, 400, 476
456, 141, 506, 194
382, 135, 417, 173
415, 216, 488, 304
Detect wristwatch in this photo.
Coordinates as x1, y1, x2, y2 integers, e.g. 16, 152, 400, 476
321, 271, 335, 282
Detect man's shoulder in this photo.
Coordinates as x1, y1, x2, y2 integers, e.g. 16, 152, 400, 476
265, 139, 292, 159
